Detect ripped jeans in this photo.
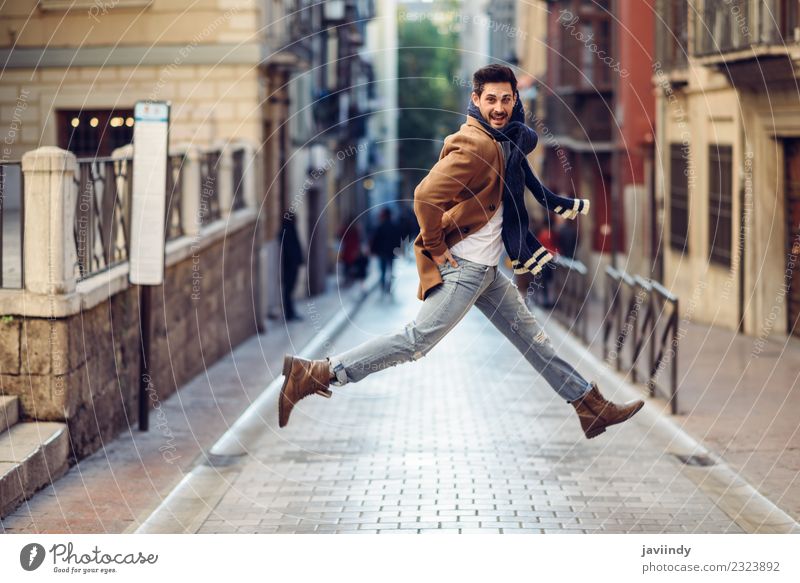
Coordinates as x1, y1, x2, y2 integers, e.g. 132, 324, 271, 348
326, 253, 592, 403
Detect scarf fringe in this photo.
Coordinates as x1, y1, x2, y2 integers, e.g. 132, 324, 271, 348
511, 249, 554, 275
553, 197, 590, 219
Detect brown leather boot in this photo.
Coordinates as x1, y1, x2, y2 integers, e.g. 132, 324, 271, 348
278, 354, 333, 428
571, 382, 644, 439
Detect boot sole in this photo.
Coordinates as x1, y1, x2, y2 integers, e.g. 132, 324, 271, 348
585, 400, 645, 439
586, 426, 606, 439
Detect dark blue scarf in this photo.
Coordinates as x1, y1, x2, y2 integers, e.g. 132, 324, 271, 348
466, 90, 554, 275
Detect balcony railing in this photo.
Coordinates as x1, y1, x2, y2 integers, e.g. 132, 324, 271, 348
545, 93, 613, 144
694, 0, 800, 56
655, 0, 689, 70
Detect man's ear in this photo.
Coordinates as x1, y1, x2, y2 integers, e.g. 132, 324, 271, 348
470, 91, 479, 107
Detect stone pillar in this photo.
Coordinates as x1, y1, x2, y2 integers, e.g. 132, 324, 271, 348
217, 145, 234, 217
21, 147, 78, 295
181, 147, 202, 237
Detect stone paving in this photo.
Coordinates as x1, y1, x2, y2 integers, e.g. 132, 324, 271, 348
0, 270, 371, 534
576, 292, 800, 520
197, 260, 744, 534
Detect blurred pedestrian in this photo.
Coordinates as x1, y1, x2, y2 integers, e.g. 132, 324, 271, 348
370, 208, 403, 295
555, 211, 579, 259
337, 216, 362, 286
352, 242, 370, 294
278, 213, 304, 322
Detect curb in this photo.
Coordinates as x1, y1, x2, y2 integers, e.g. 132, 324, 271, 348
132, 274, 381, 533
539, 308, 800, 534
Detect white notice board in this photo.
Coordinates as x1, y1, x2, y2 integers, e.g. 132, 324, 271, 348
129, 101, 170, 285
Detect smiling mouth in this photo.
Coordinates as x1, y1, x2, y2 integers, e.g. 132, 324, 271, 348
490, 114, 506, 122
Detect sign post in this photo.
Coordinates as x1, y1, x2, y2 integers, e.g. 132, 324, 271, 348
130, 100, 170, 431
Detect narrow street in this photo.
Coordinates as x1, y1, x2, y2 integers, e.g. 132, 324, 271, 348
179, 257, 744, 534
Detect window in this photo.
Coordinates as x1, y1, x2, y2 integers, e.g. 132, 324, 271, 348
669, 143, 690, 252
57, 109, 134, 158
708, 144, 733, 266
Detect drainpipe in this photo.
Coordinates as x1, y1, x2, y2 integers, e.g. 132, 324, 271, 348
738, 111, 747, 334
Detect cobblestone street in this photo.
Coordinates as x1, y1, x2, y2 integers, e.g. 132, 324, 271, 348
195, 259, 744, 534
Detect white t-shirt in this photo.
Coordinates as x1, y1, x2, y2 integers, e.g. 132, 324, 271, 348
449, 200, 505, 266
449, 140, 509, 266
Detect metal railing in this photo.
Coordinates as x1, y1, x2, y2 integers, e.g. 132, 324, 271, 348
165, 152, 185, 240
550, 255, 589, 343
0, 161, 24, 289
73, 150, 193, 281
199, 149, 221, 226
8, 143, 237, 285
694, 0, 800, 56
231, 146, 246, 212
73, 156, 133, 281
655, 0, 689, 70
603, 266, 680, 413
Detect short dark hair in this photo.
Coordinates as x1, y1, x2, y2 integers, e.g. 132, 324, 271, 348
472, 64, 517, 97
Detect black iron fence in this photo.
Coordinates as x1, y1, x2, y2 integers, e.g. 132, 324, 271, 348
0, 161, 24, 289
550, 256, 589, 343
199, 149, 221, 226
73, 156, 133, 281
231, 146, 247, 212
603, 266, 680, 414
165, 152, 185, 241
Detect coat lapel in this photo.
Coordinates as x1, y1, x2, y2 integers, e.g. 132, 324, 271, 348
465, 115, 505, 183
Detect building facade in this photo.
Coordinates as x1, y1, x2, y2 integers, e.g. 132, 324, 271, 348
654, 0, 800, 338
540, 0, 656, 285
0, 0, 378, 318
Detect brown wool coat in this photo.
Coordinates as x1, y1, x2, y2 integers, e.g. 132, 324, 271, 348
413, 115, 506, 301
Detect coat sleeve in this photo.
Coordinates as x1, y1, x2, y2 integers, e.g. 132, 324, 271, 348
413, 133, 479, 257
523, 162, 590, 219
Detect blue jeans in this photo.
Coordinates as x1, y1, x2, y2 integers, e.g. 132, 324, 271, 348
327, 253, 592, 403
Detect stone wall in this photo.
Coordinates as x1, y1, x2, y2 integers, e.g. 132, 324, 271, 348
0, 213, 258, 461
148, 217, 259, 405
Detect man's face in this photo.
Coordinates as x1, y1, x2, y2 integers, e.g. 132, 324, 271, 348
471, 82, 515, 129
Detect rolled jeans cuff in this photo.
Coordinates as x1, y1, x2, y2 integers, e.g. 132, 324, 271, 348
567, 380, 593, 404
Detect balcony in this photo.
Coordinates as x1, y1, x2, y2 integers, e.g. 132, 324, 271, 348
694, 0, 799, 55
693, 0, 800, 89
655, 0, 688, 73
554, 1, 614, 94
545, 93, 613, 148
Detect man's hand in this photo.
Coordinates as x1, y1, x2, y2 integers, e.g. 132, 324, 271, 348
433, 248, 459, 268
